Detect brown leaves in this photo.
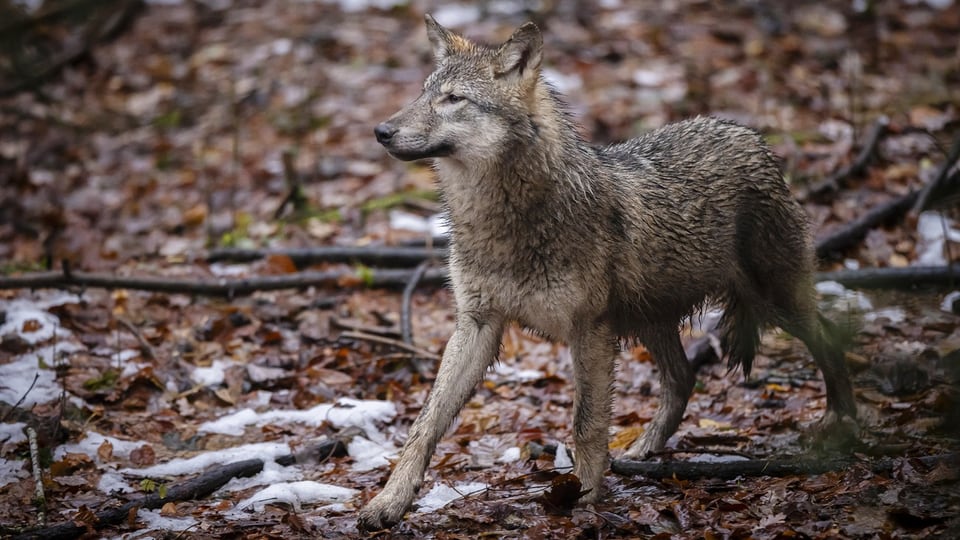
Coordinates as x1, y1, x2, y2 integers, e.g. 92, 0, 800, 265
538, 473, 585, 515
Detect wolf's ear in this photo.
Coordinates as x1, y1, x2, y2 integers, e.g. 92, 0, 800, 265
425, 14, 462, 60
494, 22, 542, 81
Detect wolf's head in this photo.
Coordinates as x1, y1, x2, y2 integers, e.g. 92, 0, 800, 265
374, 15, 544, 164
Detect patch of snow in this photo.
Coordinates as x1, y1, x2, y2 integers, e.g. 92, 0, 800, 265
415, 482, 487, 513
325, 0, 409, 13
941, 291, 960, 313
218, 459, 302, 493
389, 210, 449, 238
816, 280, 873, 311
687, 453, 749, 463
691, 307, 725, 334
55, 432, 146, 462
135, 509, 198, 531
554, 442, 574, 473
198, 398, 396, 442
120, 359, 149, 378
843, 258, 861, 270
191, 359, 237, 387
916, 211, 960, 267
0, 341, 84, 407
0, 422, 27, 446
864, 307, 907, 324
208, 263, 250, 277
123, 442, 291, 477
233, 481, 358, 512
497, 446, 521, 463
0, 294, 79, 344
347, 435, 398, 471
99, 470, 136, 494
0, 457, 28, 487
490, 363, 544, 383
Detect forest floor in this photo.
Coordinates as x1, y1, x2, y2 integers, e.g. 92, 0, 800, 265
1, 0, 959, 538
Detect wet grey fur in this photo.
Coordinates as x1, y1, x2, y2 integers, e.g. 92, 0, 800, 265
360, 15, 857, 530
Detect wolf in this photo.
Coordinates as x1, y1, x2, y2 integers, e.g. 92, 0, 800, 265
358, 15, 858, 530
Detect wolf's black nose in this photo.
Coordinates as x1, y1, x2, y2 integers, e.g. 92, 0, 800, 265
375, 123, 398, 144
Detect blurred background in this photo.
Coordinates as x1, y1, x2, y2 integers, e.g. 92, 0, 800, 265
1, 0, 957, 270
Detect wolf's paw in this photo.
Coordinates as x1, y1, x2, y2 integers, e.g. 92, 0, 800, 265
804, 409, 861, 452
357, 493, 412, 532
621, 433, 665, 461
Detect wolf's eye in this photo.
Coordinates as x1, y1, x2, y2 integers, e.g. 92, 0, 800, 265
445, 94, 465, 104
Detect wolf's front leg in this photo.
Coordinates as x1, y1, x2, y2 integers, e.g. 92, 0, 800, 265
357, 313, 505, 531
570, 322, 617, 503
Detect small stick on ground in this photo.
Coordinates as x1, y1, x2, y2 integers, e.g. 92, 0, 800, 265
117, 318, 157, 360
27, 427, 45, 527
0, 373, 39, 422
339, 330, 440, 361
400, 261, 433, 376
274, 149, 309, 219
401, 261, 431, 346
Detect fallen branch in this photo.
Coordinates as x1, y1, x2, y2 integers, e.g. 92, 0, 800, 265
815, 190, 919, 259
12, 458, 263, 540
815, 265, 957, 289
611, 452, 957, 480
805, 116, 889, 200
207, 246, 448, 267
11, 437, 348, 540
0, 267, 448, 297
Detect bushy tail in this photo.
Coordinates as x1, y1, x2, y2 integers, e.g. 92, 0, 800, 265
718, 297, 762, 376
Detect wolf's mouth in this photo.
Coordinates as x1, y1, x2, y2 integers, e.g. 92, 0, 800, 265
385, 142, 454, 161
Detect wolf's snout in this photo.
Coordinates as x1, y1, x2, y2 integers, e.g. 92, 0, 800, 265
374, 122, 398, 144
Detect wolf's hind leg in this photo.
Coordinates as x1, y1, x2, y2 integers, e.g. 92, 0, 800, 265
358, 312, 505, 531
623, 326, 695, 458
570, 321, 617, 502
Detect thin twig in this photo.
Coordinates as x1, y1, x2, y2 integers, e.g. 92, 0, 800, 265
274, 149, 309, 219
805, 116, 889, 200
401, 261, 430, 345
338, 330, 440, 361
116, 318, 157, 360
0, 373, 39, 422
27, 427, 45, 527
